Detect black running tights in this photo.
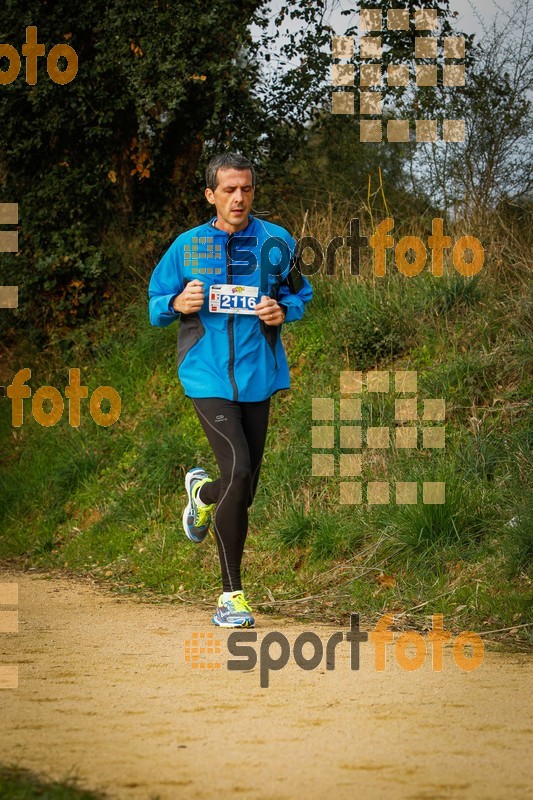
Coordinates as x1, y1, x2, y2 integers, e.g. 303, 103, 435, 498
190, 397, 271, 592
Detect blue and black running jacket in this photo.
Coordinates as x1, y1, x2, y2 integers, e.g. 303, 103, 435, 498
148, 214, 313, 402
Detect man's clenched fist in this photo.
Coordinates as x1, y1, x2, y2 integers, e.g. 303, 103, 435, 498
172, 280, 204, 314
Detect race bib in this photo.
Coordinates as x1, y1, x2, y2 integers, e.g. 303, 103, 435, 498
209, 284, 259, 315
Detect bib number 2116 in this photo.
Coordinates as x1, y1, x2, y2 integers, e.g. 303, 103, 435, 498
210, 284, 259, 315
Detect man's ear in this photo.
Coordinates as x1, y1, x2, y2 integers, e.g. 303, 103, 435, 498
205, 188, 215, 205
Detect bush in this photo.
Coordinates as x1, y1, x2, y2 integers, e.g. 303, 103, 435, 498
332, 282, 415, 368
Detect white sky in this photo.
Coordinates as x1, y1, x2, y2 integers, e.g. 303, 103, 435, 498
326, 0, 504, 39
252, 0, 532, 90
254, 0, 520, 70
438, 0, 527, 39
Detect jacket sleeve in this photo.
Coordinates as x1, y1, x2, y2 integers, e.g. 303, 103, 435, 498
148, 238, 184, 327
275, 234, 313, 323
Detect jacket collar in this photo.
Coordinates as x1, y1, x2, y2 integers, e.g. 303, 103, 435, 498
208, 215, 255, 236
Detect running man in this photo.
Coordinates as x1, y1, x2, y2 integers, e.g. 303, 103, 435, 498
148, 152, 313, 627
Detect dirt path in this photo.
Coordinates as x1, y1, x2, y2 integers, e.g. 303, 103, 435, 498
0, 569, 531, 800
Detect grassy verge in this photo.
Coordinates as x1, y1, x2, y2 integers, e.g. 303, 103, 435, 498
0, 765, 108, 799
0, 212, 531, 645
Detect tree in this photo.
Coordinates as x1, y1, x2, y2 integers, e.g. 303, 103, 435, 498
0, 0, 331, 339
405, 0, 532, 222
442, 0, 532, 221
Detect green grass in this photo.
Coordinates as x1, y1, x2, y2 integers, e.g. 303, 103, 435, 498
0, 214, 531, 642
501, 494, 533, 578
383, 471, 490, 574
0, 765, 108, 799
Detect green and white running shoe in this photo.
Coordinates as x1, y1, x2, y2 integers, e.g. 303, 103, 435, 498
212, 592, 255, 628
183, 468, 215, 543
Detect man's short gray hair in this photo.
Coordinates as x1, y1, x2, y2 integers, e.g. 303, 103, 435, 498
205, 152, 256, 191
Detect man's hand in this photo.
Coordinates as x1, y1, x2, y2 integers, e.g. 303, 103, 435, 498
172, 280, 204, 314
254, 295, 285, 326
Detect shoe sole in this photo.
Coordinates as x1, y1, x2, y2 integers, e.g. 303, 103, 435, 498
183, 469, 208, 543
212, 616, 255, 628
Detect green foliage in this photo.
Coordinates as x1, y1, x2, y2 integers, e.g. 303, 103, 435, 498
275, 505, 365, 562
277, 506, 315, 547
274, 115, 419, 217
0, 0, 261, 331
385, 473, 489, 574
332, 281, 415, 368
0, 0, 332, 339
503, 494, 533, 578
0, 765, 107, 799
427, 275, 483, 314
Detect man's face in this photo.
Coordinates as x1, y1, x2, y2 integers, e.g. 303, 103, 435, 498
205, 168, 255, 234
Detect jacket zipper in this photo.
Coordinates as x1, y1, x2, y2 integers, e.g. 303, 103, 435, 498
226, 233, 238, 401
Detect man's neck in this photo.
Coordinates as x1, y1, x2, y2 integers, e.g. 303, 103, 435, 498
213, 215, 251, 234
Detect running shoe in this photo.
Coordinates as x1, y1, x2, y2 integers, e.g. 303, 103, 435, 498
183, 468, 215, 543
212, 593, 255, 628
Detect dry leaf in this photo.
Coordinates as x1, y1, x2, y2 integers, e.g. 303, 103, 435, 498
376, 573, 396, 588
